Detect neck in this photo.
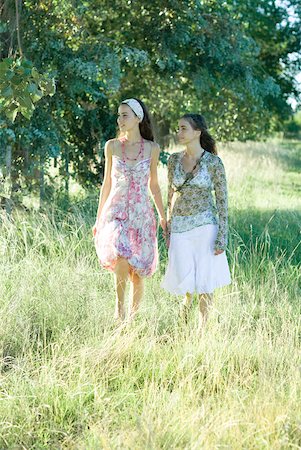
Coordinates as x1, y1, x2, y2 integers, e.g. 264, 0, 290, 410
124, 128, 142, 144
185, 140, 204, 158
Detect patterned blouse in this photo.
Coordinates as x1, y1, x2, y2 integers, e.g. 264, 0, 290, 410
167, 150, 228, 251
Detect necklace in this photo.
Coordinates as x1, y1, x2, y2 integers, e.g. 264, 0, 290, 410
176, 150, 205, 192
182, 150, 205, 174
121, 137, 144, 161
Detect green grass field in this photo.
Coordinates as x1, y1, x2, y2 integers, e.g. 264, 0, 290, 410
0, 140, 300, 449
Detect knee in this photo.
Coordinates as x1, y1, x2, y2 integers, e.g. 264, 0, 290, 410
131, 272, 143, 285
114, 258, 129, 278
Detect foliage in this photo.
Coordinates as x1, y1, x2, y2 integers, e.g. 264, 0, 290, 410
283, 110, 301, 137
0, 0, 300, 204
0, 57, 55, 121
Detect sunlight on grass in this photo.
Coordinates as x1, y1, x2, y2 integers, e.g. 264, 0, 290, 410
0, 140, 300, 448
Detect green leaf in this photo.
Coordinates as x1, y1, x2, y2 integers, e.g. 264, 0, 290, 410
2, 86, 14, 98
31, 68, 40, 81
11, 75, 23, 86
4, 58, 13, 65
27, 83, 43, 102
4, 105, 19, 122
24, 68, 33, 76
0, 60, 10, 76
20, 107, 34, 120
5, 69, 14, 81
31, 91, 43, 102
40, 78, 56, 96
18, 95, 34, 111
21, 59, 33, 69
27, 83, 36, 93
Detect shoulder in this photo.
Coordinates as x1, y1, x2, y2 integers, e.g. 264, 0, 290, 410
205, 151, 224, 168
205, 151, 219, 161
146, 141, 160, 165
104, 138, 119, 156
143, 139, 158, 147
149, 140, 160, 156
168, 151, 182, 166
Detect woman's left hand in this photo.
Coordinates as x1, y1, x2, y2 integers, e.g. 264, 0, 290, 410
214, 249, 224, 255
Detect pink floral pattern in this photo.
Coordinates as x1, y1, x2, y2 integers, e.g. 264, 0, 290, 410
94, 156, 158, 277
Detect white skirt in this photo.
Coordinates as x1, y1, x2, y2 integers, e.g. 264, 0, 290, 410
161, 224, 231, 295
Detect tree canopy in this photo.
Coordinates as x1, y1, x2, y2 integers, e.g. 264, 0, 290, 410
0, 0, 300, 206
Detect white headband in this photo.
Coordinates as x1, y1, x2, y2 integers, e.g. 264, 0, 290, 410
122, 98, 144, 122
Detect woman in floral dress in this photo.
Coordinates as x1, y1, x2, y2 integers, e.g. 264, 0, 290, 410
161, 113, 231, 330
93, 98, 166, 322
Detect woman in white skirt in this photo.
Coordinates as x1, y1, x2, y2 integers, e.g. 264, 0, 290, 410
161, 113, 231, 330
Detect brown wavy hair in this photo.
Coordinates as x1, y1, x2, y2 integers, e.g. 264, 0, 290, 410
121, 98, 154, 141
181, 113, 217, 154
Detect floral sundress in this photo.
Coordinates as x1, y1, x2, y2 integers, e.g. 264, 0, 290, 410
94, 139, 158, 277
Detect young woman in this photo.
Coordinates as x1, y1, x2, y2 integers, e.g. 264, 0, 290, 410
93, 98, 166, 322
161, 113, 231, 330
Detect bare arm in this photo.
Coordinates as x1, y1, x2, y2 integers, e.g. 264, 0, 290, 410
149, 143, 166, 229
94, 140, 113, 227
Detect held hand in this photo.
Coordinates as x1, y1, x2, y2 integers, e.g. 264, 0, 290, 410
165, 220, 171, 249
214, 249, 224, 255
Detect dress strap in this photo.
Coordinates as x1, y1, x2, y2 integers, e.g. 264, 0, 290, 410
121, 138, 126, 163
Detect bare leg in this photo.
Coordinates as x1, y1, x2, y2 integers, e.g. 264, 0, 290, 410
113, 258, 129, 321
198, 293, 213, 331
129, 271, 144, 319
180, 293, 193, 322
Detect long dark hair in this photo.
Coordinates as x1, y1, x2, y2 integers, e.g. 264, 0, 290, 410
121, 98, 154, 141
181, 113, 217, 155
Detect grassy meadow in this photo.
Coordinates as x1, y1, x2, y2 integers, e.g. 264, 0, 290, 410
0, 139, 301, 449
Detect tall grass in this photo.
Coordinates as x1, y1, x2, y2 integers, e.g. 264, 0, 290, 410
0, 140, 300, 449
